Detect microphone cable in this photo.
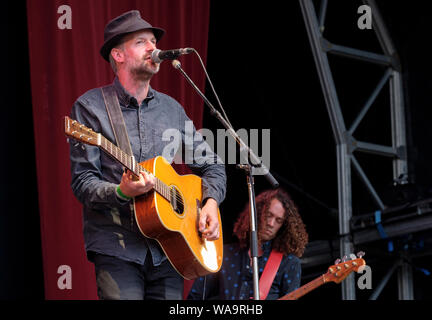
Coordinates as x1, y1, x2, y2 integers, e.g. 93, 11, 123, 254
189, 48, 234, 129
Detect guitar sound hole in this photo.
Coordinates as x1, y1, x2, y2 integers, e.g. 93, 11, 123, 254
170, 186, 184, 215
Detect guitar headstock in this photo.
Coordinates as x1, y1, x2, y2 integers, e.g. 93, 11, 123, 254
64, 116, 100, 147
323, 252, 366, 284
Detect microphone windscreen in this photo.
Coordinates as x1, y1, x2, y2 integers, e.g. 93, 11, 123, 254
151, 49, 162, 63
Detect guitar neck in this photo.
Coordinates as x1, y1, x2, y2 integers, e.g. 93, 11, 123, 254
99, 136, 171, 200
279, 275, 326, 300
99, 135, 140, 175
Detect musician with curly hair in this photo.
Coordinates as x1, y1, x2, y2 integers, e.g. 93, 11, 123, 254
188, 188, 309, 300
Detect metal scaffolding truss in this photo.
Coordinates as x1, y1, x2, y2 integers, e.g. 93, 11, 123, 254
298, 0, 412, 299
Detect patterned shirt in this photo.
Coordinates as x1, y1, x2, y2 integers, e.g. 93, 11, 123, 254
188, 241, 301, 300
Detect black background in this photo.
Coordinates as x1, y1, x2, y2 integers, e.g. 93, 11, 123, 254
1, 0, 432, 301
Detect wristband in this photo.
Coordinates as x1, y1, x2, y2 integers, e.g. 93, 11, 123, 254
116, 185, 131, 200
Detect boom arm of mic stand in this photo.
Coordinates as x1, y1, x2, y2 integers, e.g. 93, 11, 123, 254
171, 60, 279, 188
172, 59, 278, 300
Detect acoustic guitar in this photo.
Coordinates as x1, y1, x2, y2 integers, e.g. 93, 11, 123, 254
279, 253, 366, 300
64, 116, 223, 280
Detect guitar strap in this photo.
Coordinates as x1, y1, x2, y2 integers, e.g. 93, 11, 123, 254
101, 85, 136, 230
101, 85, 133, 156
259, 249, 283, 300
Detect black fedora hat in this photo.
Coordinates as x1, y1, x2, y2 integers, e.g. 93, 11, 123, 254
100, 10, 165, 62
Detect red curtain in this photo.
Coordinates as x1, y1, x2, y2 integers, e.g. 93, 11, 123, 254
26, 0, 209, 299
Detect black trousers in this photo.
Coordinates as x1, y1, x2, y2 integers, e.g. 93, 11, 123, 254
90, 252, 184, 300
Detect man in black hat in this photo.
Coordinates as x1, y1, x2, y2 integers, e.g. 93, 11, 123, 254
69, 10, 226, 300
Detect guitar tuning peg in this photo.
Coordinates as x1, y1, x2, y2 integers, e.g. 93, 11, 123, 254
349, 253, 357, 260
356, 251, 365, 258
334, 258, 341, 264
342, 255, 348, 262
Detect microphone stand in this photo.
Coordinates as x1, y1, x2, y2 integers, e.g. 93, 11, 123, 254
171, 59, 279, 300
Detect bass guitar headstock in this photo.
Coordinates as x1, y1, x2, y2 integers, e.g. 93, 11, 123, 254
324, 252, 366, 284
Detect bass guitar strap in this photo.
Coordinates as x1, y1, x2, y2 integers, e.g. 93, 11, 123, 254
259, 249, 283, 300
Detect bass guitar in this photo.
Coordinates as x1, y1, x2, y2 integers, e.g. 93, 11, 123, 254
279, 253, 366, 300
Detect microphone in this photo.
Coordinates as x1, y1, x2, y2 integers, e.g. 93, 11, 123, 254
151, 48, 194, 63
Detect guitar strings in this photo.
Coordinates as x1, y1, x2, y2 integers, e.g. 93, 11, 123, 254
137, 165, 185, 207
101, 136, 185, 206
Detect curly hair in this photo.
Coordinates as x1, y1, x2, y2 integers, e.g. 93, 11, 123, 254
233, 188, 309, 257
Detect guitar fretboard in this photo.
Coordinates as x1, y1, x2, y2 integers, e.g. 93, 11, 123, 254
99, 135, 172, 201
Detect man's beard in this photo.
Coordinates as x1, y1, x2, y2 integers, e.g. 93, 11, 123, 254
258, 227, 276, 242
130, 60, 160, 81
